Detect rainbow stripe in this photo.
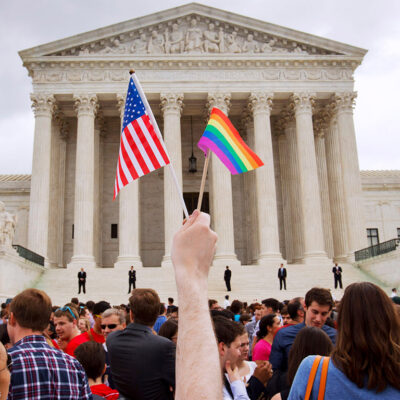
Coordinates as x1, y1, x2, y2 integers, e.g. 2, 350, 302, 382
198, 107, 264, 174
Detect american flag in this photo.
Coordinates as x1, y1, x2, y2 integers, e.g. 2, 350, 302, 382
114, 77, 170, 199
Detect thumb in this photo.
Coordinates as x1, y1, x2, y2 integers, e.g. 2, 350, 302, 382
181, 209, 200, 230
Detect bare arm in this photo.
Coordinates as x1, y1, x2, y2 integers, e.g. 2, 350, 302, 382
171, 211, 222, 399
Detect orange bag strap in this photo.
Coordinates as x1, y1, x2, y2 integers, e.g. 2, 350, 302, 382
317, 357, 330, 400
304, 355, 321, 400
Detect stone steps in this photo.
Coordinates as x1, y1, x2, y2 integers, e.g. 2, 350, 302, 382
33, 261, 390, 306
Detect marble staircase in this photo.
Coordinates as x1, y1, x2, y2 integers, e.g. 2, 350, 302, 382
33, 261, 390, 306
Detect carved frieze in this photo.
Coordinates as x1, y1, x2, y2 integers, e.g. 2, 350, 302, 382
48, 15, 339, 57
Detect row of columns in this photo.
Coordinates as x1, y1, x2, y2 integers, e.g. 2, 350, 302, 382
28, 90, 365, 268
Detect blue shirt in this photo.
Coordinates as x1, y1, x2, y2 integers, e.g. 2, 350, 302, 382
8, 335, 92, 400
288, 356, 400, 399
269, 322, 336, 372
153, 315, 167, 333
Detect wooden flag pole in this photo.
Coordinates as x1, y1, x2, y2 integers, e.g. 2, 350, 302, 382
197, 150, 210, 211
130, 70, 189, 220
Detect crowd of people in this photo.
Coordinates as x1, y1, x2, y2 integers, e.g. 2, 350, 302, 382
1, 211, 400, 399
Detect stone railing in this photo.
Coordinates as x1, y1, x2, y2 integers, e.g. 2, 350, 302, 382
12, 245, 45, 266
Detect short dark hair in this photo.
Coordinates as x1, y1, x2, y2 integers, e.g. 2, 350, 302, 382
287, 300, 303, 320
213, 316, 244, 347
239, 313, 251, 324
70, 297, 79, 305
93, 301, 111, 316
158, 318, 178, 341
168, 297, 174, 304
230, 300, 243, 315
129, 289, 160, 326
210, 309, 235, 321
74, 341, 105, 380
85, 301, 95, 312
305, 288, 334, 310
10, 289, 52, 331
261, 298, 280, 312
208, 299, 218, 309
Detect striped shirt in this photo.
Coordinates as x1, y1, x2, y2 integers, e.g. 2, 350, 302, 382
8, 334, 92, 399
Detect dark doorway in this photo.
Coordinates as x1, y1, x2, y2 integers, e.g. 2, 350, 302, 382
183, 192, 209, 215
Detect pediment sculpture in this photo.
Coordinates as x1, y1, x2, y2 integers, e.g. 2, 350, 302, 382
53, 16, 337, 57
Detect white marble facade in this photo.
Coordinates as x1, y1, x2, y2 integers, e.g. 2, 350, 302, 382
8, 3, 384, 268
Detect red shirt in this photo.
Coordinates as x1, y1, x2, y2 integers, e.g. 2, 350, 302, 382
81, 328, 105, 344
65, 333, 89, 357
91, 384, 119, 400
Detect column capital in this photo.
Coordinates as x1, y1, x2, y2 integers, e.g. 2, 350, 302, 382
334, 91, 357, 114
207, 92, 231, 115
30, 93, 57, 117
313, 113, 329, 138
54, 110, 70, 140
248, 92, 273, 115
73, 94, 98, 117
290, 92, 316, 115
116, 93, 126, 120
160, 92, 184, 115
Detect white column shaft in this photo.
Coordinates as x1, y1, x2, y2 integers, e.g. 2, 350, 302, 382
161, 93, 184, 266
314, 134, 334, 259
28, 94, 56, 261
336, 93, 367, 257
250, 93, 283, 264
285, 121, 304, 262
207, 93, 239, 266
71, 94, 98, 267
324, 117, 348, 260
278, 134, 293, 263
292, 93, 327, 262
116, 95, 142, 268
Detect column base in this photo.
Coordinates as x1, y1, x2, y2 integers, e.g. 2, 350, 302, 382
161, 255, 173, 268
68, 255, 97, 269
114, 256, 143, 269
333, 254, 348, 263
345, 253, 355, 263
257, 253, 285, 266
212, 253, 241, 268
303, 251, 331, 266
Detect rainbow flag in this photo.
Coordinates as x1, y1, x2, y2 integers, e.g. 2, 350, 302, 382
198, 107, 264, 174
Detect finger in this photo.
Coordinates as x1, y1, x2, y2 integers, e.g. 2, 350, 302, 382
180, 209, 200, 231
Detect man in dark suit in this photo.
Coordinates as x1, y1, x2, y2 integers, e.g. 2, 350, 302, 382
278, 263, 287, 290
78, 268, 86, 294
107, 288, 175, 400
224, 266, 231, 291
332, 262, 343, 289
128, 266, 136, 293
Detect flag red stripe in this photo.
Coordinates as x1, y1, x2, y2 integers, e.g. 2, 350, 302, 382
118, 155, 129, 186
121, 135, 139, 180
125, 123, 150, 175
134, 119, 161, 169
142, 116, 170, 164
131, 119, 160, 170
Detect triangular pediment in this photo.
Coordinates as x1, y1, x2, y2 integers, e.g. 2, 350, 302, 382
19, 3, 366, 60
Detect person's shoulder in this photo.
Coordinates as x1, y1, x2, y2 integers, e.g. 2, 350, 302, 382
322, 324, 337, 336
276, 322, 302, 338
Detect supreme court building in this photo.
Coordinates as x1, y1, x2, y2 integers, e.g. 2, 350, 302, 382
9, 3, 398, 270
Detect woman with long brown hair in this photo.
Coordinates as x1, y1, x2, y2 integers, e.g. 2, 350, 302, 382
288, 282, 400, 399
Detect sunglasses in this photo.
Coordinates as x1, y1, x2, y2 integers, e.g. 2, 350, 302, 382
100, 324, 117, 330
0, 353, 12, 374
56, 306, 77, 320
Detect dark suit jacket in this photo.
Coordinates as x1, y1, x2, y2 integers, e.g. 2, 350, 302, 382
224, 269, 232, 280
128, 270, 136, 282
78, 271, 86, 281
106, 323, 175, 400
278, 267, 287, 279
332, 266, 342, 275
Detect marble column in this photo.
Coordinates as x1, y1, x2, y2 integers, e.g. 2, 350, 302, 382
335, 92, 367, 258
115, 94, 143, 268
70, 94, 99, 268
207, 93, 239, 266
324, 107, 349, 261
161, 92, 184, 267
249, 92, 283, 264
313, 120, 334, 259
28, 93, 56, 263
291, 93, 328, 263
277, 129, 293, 263
284, 117, 304, 262
242, 116, 259, 264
